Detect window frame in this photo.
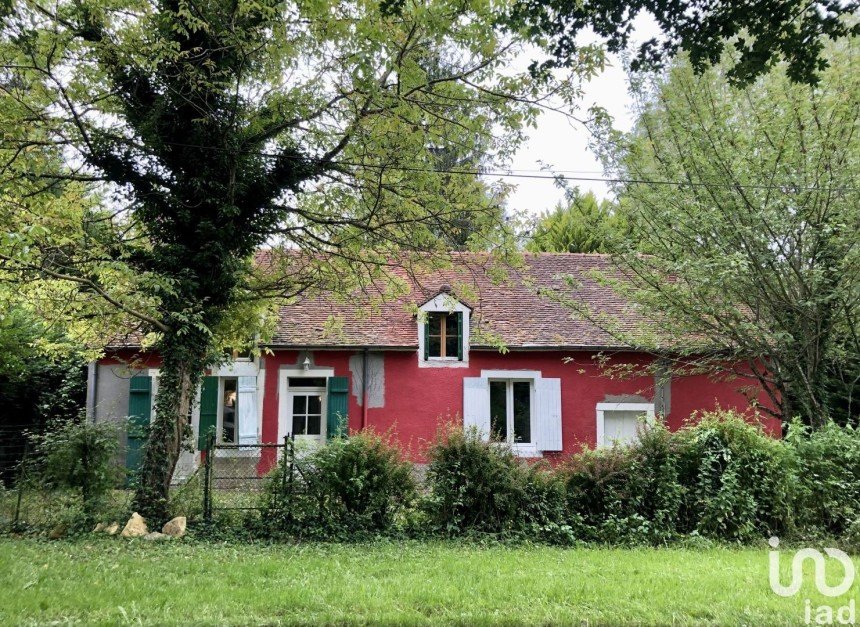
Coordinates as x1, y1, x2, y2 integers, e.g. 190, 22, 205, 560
488, 378, 535, 450
277, 366, 335, 444
218, 376, 239, 444
417, 294, 471, 368
426, 311, 461, 360
595, 402, 655, 447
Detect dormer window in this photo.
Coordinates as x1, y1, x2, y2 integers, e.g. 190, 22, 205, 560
426, 312, 462, 359
418, 291, 470, 368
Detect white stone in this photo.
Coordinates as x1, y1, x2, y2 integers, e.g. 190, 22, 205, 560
162, 516, 187, 538
120, 512, 149, 538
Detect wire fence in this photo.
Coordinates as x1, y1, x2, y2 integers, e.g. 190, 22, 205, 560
0, 427, 304, 532
202, 434, 304, 521
0, 437, 135, 533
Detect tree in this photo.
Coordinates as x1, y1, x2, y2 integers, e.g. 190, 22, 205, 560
525, 190, 630, 253
0, 0, 595, 519
504, 0, 859, 86
587, 42, 859, 427
419, 53, 510, 250
0, 307, 87, 483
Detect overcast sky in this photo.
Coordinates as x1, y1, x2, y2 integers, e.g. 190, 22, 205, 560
505, 15, 662, 216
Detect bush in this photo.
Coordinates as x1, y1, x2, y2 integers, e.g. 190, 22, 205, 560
563, 422, 681, 544
788, 421, 860, 536
261, 430, 416, 539
30, 417, 122, 517
674, 410, 795, 541
424, 426, 573, 542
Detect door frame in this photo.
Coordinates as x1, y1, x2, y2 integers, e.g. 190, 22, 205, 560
277, 367, 335, 444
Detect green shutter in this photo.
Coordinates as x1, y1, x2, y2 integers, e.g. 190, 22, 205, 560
198, 376, 218, 450
326, 376, 349, 440
126, 374, 152, 478
457, 312, 464, 361
423, 318, 430, 361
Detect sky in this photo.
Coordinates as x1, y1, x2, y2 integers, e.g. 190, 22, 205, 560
505, 15, 662, 216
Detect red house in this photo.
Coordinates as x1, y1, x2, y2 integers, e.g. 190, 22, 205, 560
88, 253, 777, 476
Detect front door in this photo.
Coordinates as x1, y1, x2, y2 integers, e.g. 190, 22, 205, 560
287, 376, 327, 447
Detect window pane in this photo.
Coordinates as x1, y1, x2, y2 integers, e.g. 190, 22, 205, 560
222, 378, 238, 442
306, 414, 321, 435
292, 414, 306, 435
428, 336, 441, 357
513, 382, 530, 443
489, 381, 507, 440
445, 335, 459, 358
445, 313, 459, 337
223, 378, 238, 407
428, 312, 443, 335
292, 395, 306, 414
307, 395, 321, 415
288, 377, 327, 388
603, 410, 645, 445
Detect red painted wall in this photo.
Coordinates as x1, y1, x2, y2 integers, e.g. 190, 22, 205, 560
261, 348, 780, 461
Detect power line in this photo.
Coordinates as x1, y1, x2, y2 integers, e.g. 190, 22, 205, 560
68, 137, 860, 193
328, 161, 860, 193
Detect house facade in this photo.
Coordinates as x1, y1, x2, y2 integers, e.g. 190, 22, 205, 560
88, 253, 779, 475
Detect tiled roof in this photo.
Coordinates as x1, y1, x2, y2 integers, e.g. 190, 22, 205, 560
270, 253, 650, 350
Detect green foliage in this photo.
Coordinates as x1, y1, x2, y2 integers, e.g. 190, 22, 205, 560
594, 43, 860, 426
563, 423, 681, 544
506, 0, 858, 85
525, 190, 631, 253
788, 421, 860, 537
0, 307, 87, 483
30, 418, 122, 514
262, 431, 416, 539
0, 0, 598, 518
673, 410, 795, 541
424, 426, 573, 542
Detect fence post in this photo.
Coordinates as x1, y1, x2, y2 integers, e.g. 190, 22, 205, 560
203, 433, 214, 522
12, 441, 28, 530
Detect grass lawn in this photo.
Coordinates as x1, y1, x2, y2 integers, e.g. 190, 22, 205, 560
0, 538, 857, 625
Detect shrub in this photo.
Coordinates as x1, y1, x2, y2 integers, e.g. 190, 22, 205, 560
261, 430, 415, 539
674, 410, 795, 541
30, 417, 122, 516
424, 426, 527, 535
424, 426, 574, 542
563, 422, 681, 544
520, 462, 580, 544
788, 421, 860, 536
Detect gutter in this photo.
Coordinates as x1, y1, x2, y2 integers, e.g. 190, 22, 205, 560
361, 348, 369, 431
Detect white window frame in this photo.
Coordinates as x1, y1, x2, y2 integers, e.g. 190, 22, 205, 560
489, 378, 536, 457
595, 402, 655, 447
417, 294, 470, 368
277, 367, 334, 443
217, 376, 239, 445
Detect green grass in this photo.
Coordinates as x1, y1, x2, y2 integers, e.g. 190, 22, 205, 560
0, 538, 857, 625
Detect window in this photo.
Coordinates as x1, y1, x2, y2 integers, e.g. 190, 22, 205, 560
489, 380, 532, 444
292, 393, 322, 436
427, 312, 461, 359
288, 377, 327, 388
221, 377, 238, 443
464, 373, 562, 455
596, 403, 655, 447
418, 294, 470, 367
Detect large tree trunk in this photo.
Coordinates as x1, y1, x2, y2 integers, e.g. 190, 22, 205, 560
132, 336, 207, 523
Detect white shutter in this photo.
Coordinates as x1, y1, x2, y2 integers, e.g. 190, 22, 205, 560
237, 376, 258, 446
534, 378, 562, 451
463, 377, 490, 440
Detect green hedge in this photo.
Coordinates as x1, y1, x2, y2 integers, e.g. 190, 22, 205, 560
257, 411, 860, 545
